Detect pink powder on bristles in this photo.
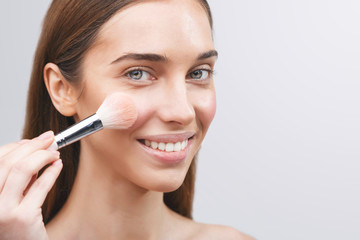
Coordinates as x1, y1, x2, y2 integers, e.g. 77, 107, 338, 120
96, 93, 138, 129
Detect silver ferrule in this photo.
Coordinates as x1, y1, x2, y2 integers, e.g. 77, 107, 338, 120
54, 113, 103, 149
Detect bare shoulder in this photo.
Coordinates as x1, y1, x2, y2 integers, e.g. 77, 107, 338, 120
166, 208, 255, 240
196, 223, 255, 240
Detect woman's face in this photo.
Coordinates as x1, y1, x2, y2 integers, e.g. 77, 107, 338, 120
74, 0, 217, 192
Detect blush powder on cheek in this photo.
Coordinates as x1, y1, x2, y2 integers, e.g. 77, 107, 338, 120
194, 90, 217, 129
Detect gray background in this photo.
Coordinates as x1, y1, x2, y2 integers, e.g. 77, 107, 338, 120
1, 1, 359, 239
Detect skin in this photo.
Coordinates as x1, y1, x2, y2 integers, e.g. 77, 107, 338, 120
0, 132, 62, 240
0, 0, 254, 239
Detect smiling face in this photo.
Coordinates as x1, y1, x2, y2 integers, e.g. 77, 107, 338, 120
73, 0, 216, 192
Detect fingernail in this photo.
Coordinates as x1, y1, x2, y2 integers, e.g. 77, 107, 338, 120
37, 131, 54, 140
53, 159, 62, 166
51, 150, 60, 158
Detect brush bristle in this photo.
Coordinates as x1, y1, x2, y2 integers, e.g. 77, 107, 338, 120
96, 93, 138, 129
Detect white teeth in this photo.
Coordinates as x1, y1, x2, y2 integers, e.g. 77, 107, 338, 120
142, 139, 189, 152
165, 143, 174, 152
158, 142, 166, 151
151, 141, 158, 149
174, 142, 181, 151
181, 139, 187, 150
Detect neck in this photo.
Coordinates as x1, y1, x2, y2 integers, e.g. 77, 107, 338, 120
47, 144, 171, 240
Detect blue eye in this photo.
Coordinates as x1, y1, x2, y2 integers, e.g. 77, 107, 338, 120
126, 69, 151, 81
189, 69, 210, 80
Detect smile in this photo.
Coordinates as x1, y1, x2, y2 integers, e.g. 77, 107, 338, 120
137, 135, 194, 164
141, 139, 189, 152
136, 132, 195, 154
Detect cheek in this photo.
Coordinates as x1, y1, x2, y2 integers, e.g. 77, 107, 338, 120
193, 89, 216, 132
129, 95, 159, 129
75, 85, 108, 119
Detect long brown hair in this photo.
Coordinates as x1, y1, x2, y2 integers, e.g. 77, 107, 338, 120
23, 0, 213, 224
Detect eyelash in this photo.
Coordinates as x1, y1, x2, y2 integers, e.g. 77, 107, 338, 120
124, 67, 214, 83
186, 69, 214, 82
125, 68, 152, 81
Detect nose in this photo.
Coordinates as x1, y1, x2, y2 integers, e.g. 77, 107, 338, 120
157, 80, 195, 126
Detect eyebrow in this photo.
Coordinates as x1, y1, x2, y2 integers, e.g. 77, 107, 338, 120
110, 50, 218, 65
111, 53, 168, 64
198, 50, 218, 60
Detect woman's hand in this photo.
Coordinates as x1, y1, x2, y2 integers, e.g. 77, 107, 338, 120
0, 131, 62, 240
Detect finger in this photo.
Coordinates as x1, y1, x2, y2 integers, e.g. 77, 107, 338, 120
3, 131, 54, 164
0, 150, 60, 206
0, 142, 22, 159
23, 174, 37, 196
0, 139, 30, 163
0, 131, 54, 190
22, 159, 63, 209
0, 142, 25, 191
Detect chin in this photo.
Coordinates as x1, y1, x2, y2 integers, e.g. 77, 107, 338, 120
138, 171, 187, 193
153, 182, 183, 193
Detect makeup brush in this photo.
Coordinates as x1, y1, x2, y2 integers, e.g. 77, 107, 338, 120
48, 92, 137, 150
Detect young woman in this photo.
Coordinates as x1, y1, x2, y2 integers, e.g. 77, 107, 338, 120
0, 0, 254, 239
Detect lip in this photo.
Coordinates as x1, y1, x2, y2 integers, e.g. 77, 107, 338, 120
136, 132, 195, 164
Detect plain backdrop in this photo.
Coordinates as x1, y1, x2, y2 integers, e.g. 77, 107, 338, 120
1, 1, 359, 239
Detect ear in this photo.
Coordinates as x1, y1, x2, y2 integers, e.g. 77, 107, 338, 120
44, 63, 78, 117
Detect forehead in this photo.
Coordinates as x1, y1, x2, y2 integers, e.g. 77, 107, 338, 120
93, 0, 213, 55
